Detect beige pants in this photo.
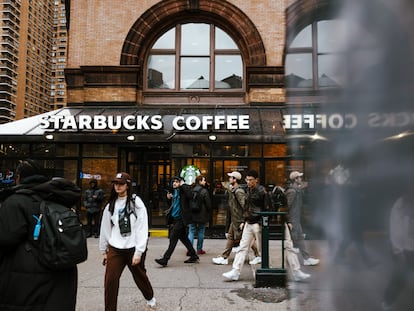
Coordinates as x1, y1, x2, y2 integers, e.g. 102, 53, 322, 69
285, 223, 301, 272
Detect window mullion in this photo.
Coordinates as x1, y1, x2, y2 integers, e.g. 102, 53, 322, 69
210, 24, 215, 91
176, 25, 181, 91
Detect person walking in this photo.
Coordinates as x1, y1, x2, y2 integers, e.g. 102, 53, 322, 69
84, 178, 105, 238
286, 171, 319, 266
222, 169, 270, 281
0, 159, 80, 311
99, 172, 156, 311
154, 176, 199, 267
188, 175, 211, 255
212, 171, 259, 265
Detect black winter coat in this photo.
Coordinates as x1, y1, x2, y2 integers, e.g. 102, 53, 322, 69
190, 184, 211, 224
0, 175, 81, 311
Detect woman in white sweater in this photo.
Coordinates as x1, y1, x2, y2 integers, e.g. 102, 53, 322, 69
99, 172, 156, 311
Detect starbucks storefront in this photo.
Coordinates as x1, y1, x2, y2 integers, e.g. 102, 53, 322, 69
0, 106, 314, 230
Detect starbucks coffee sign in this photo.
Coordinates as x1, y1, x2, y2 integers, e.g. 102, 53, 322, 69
39, 114, 250, 132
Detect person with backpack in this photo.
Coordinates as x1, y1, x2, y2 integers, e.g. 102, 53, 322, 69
222, 170, 270, 281
99, 172, 157, 311
84, 178, 105, 238
0, 159, 80, 311
188, 175, 211, 255
212, 171, 260, 265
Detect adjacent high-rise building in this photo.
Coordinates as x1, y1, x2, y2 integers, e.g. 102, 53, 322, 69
0, 0, 67, 124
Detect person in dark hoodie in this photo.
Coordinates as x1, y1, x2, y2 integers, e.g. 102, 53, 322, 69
0, 159, 81, 311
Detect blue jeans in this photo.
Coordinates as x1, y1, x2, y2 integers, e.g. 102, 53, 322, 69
188, 223, 206, 251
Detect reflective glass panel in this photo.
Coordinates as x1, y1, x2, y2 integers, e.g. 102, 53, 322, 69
181, 24, 209, 55
318, 54, 345, 87
152, 28, 175, 49
317, 20, 347, 53
285, 53, 313, 88
180, 57, 210, 89
289, 25, 312, 48
215, 27, 238, 49
215, 55, 242, 89
147, 55, 175, 89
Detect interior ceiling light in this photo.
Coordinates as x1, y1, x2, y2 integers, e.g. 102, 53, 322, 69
45, 134, 54, 140
208, 135, 217, 141
127, 135, 135, 141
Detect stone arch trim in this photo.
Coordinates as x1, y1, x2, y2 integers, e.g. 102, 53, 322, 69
120, 0, 266, 66
286, 0, 342, 45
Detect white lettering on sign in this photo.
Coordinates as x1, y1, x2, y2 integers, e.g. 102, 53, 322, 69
283, 114, 358, 129
39, 114, 250, 132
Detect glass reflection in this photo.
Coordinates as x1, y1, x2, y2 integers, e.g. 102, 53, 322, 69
285, 53, 313, 88
147, 55, 175, 89
181, 24, 210, 55
152, 28, 175, 49
181, 58, 210, 89
215, 27, 238, 49
215, 55, 242, 89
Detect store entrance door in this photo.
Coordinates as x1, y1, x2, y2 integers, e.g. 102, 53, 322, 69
126, 145, 171, 228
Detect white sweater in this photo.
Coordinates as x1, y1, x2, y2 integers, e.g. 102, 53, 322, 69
99, 195, 149, 256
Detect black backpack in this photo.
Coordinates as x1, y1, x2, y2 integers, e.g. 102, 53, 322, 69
20, 190, 88, 270
189, 188, 202, 212
269, 186, 287, 210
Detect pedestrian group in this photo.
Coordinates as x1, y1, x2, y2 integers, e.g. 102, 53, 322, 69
1, 159, 322, 311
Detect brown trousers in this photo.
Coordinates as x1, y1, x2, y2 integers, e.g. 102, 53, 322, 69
104, 245, 154, 311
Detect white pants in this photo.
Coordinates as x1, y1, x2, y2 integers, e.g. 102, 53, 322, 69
285, 223, 301, 272
233, 223, 261, 272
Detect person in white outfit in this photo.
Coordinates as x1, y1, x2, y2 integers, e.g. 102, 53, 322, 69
285, 223, 311, 281
222, 170, 269, 281
99, 172, 156, 311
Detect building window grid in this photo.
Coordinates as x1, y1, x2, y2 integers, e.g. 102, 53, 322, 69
146, 23, 243, 92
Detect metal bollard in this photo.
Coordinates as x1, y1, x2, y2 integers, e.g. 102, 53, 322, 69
255, 211, 287, 288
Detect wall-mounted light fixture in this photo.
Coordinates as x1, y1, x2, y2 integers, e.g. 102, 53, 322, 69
45, 134, 54, 140
127, 135, 135, 141
208, 134, 217, 141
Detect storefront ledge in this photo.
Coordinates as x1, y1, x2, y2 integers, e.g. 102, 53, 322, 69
149, 229, 169, 237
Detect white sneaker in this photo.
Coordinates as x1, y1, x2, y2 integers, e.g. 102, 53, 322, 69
249, 256, 262, 265
146, 297, 157, 310
292, 270, 311, 281
212, 256, 229, 265
222, 269, 240, 281
232, 246, 240, 253
303, 257, 319, 266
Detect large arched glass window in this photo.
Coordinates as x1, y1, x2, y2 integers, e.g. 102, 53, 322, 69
147, 23, 243, 91
285, 20, 347, 90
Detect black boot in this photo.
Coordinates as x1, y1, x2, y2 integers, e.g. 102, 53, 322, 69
184, 256, 199, 263
155, 258, 168, 267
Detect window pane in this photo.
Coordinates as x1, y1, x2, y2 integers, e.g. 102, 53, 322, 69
215, 27, 237, 49
318, 54, 344, 87
181, 24, 210, 55
152, 28, 175, 49
215, 55, 242, 89
317, 20, 346, 53
147, 55, 175, 89
289, 25, 312, 48
285, 53, 313, 88
181, 57, 210, 89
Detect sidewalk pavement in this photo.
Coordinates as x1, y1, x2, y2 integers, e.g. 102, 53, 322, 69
76, 235, 414, 311
76, 237, 290, 311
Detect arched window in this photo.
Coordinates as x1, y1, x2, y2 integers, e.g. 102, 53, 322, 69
146, 23, 243, 91
285, 20, 347, 90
